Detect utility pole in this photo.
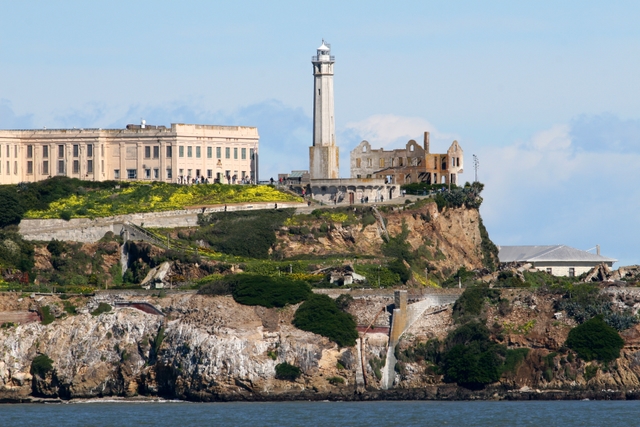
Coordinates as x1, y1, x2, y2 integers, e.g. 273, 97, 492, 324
473, 154, 479, 182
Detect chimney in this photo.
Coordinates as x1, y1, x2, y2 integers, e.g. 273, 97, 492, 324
596, 245, 600, 256
423, 131, 430, 153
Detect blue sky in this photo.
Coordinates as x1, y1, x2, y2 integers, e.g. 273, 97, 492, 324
1, 1, 639, 266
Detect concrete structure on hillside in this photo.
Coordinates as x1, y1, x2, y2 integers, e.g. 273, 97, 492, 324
498, 245, 617, 277
302, 41, 398, 203
350, 132, 464, 185
0, 122, 258, 185
309, 40, 339, 180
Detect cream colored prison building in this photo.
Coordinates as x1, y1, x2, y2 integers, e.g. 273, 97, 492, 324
0, 123, 258, 185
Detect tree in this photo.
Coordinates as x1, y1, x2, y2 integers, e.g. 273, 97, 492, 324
0, 188, 24, 227
565, 315, 624, 362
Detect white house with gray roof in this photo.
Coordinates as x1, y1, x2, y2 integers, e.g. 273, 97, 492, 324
498, 245, 617, 277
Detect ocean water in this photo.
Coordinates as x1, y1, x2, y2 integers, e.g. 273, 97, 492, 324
2, 399, 638, 427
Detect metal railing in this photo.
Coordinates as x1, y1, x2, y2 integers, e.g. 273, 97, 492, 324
311, 56, 335, 62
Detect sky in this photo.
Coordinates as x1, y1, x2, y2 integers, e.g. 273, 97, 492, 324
1, 0, 639, 266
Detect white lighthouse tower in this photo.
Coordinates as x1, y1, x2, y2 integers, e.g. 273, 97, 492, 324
309, 40, 339, 179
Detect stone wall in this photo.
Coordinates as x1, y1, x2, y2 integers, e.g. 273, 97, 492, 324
19, 201, 307, 242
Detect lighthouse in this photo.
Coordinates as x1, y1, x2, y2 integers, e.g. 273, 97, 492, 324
309, 40, 339, 179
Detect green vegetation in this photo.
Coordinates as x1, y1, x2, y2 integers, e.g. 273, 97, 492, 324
452, 285, 501, 323
20, 180, 300, 220
335, 293, 354, 311
39, 306, 55, 325
353, 263, 401, 288
30, 354, 54, 378
369, 355, 386, 380
293, 294, 358, 347
275, 362, 301, 381
196, 209, 293, 259
0, 188, 25, 227
230, 274, 311, 308
433, 182, 485, 211
327, 376, 345, 385
478, 216, 499, 271
63, 301, 78, 315
501, 348, 530, 375
91, 302, 112, 316
565, 315, 624, 362
584, 364, 599, 381
153, 326, 166, 357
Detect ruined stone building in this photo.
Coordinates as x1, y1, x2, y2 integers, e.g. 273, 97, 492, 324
0, 122, 259, 185
350, 132, 464, 185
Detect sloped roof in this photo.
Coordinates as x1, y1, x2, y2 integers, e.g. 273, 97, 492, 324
498, 245, 617, 264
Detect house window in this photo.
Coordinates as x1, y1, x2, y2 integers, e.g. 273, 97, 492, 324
569, 268, 575, 277
87, 160, 93, 173
73, 145, 79, 157
58, 160, 64, 174
27, 145, 33, 158
196, 146, 201, 158
43, 161, 49, 174
87, 144, 93, 157
166, 146, 173, 158
145, 146, 151, 158
225, 147, 230, 159
153, 146, 159, 159
114, 169, 120, 179
234, 148, 238, 159
207, 147, 212, 158
73, 160, 79, 173
187, 146, 193, 157
216, 147, 221, 159
241, 148, 246, 159
546, 268, 552, 275
154, 168, 159, 179
58, 145, 65, 158
26, 161, 33, 174
179, 146, 184, 157
166, 168, 172, 179
43, 146, 49, 158
127, 169, 137, 179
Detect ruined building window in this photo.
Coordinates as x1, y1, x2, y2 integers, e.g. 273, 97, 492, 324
434, 158, 437, 169
399, 157, 403, 166
457, 157, 460, 167
367, 158, 372, 167
356, 158, 361, 168
452, 158, 455, 168
410, 145, 414, 152
441, 158, 447, 170
362, 145, 367, 153
379, 158, 385, 168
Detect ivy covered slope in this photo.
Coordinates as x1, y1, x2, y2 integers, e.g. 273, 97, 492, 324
0, 177, 301, 222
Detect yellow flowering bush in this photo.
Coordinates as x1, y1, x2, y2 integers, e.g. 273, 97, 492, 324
25, 182, 303, 219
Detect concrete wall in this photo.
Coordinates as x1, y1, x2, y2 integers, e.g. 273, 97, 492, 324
19, 201, 307, 242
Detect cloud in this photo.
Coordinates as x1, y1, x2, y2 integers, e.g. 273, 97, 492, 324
570, 113, 640, 153
0, 99, 34, 129
480, 115, 640, 266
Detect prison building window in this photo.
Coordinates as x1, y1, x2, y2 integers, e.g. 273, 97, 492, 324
166, 146, 173, 158
144, 169, 151, 179
187, 146, 193, 157
196, 147, 201, 158
145, 146, 151, 158
207, 147, 212, 158
26, 161, 33, 174
127, 169, 137, 179
73, 160, 79, 173
73, 145, 79, 157
87, 144, 93, 157
58, 145, 65, 158
43, 146, 48, 158
58, 161, 64, 174
43, 161, 48, 175
207, 169, 212, 179
216, 147, 222, 159
166, 168, 172, 179
27, 145, 33, 158
242, 148, 247, 159
234, 148, 238, 159
87, 160, 93, 173
153, 146, 159, 159
225, 147, 230, 159
114, 169, 120, 179
179, 146, 184, 157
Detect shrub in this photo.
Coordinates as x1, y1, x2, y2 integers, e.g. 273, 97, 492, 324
231, 274, 311, 308
584, 364, 598, 381
565, 315, 624, 362
30, 354, 54, 378
47, 239, 66, 257
275, 362, 301, 381
0, 188, 25, 227
452, 286, 501, 322
39, 305, 55, 325
197, 279, 235, 296
91, 302, 112, 316
501, 348, 530, 375
388, 258, 411, 284
335, 293, 354, 311
293, 294, 359, 347
328, 376, 345, 385
63, 301, 77, 315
